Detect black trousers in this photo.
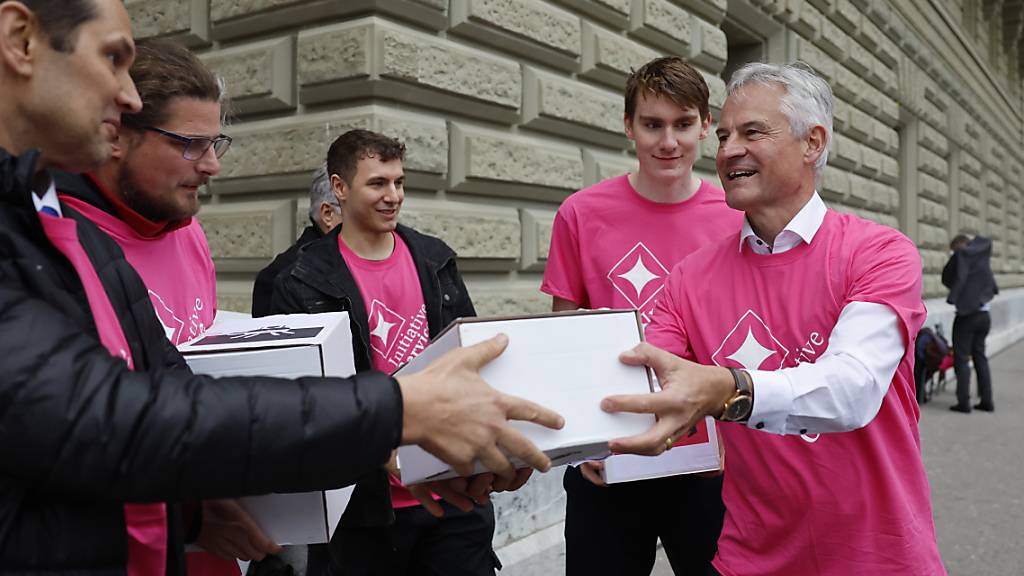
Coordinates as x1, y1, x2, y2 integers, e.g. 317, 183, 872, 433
308, 501, 498, 576
952, 311, 993, 408
563, 466, 725, 576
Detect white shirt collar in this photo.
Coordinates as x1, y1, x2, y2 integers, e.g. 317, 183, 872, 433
739, 191, 827, 255
32, 178, 62, 218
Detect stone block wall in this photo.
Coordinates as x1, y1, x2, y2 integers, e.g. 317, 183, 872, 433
128, 0, 1024, 566
126, 0, 1024, 311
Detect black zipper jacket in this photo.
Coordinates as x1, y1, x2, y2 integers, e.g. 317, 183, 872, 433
942, 235, 999, 314
0, 148, 402, 575
264, 223, 475, 527
252, 225, 323, 318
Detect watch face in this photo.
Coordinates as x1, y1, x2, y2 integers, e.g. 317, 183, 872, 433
725, 395, 753, 421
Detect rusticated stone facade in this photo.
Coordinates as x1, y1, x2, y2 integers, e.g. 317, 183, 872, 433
125, 0, 1024, 310
127, 0, 1024, 570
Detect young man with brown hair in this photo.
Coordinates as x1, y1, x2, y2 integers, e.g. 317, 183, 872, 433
268, 129, 500, 576
542, 56, 741, 575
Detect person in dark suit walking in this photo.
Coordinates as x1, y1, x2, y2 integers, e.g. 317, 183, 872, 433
943, 234, 998, 413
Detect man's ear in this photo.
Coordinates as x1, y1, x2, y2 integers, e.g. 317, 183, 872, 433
330, 173, 347, 203
319, 201, 341, 231
699, 112, 712, 140
0, 2, 41, 78
319, 201, 333, 222
804, 125, 828, 167
109, 133, 129, 160
623, 114, 636, 141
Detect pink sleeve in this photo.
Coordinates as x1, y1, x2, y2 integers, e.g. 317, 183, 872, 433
844, 230, 926, 347
541, 204, 588, 307
644, 264, 693, 359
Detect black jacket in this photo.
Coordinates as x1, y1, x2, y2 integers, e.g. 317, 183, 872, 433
52, 171, 128, 224
0, 148, 403, 575
252, 224, 323, 317
264, 223, 475, 527
942, 236, 998, 315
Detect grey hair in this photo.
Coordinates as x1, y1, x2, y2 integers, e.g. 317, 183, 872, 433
308, 164, 338, 226
727, 62, 834, 174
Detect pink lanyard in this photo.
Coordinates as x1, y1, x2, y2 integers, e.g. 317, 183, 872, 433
39, 213, 167, 576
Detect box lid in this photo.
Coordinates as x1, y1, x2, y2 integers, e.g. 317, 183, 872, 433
179, 313, 350, 353
393, 308, 645, 376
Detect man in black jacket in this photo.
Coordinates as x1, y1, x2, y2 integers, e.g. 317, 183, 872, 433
252, 165, 341, 317
0, 1, 563, 573
267, 130, 498, 576
943, 234, 999, 413
53, 36, 277, 570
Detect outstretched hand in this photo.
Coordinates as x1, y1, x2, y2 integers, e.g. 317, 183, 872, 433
398, 334, 565, 481
602, 342, 734, 456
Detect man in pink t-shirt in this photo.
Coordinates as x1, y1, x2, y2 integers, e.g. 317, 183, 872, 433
56, 39, 274, 576
542, 57, 742, 576
267, 130, 497, 576
603, 63, 946, 575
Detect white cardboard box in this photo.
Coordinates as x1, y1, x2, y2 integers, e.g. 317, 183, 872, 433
395, 309, 656, 484
600, 416, 722, 484
179, 313, 356, 545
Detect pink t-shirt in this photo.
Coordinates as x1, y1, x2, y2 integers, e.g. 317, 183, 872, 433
38, 213, 168, 576
541, 175, 742, 327
59, 194, 232, 576
60, 195, 216, 345
340, 233, 432, 509
646, 210, 944, 575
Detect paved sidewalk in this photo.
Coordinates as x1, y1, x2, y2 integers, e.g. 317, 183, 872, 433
920, 339, 1024, 575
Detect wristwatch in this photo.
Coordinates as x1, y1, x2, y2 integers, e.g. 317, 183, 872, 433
720, 367, 753, 422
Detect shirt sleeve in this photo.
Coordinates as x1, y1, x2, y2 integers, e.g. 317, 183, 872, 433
746, 301, 903, 434
540, 204, 588, 307
747, 227, 925, 435
644, 265, 693, 360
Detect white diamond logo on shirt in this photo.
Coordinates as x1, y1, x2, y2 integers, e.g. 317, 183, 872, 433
711, 309, 789, 371
149, 289, 185, 344
607, 242, 669, 311
369, 299, 407, 358
725, 327, 777, 369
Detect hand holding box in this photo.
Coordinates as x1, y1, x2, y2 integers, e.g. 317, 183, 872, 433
396, 332, 565, 480
397, 310, 657, 484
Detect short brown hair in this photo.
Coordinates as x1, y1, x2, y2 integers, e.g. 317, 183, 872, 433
121, 38, 223, 132
326, 129, 406, 185
21, 0, 96, 52
624, 57, 710, 121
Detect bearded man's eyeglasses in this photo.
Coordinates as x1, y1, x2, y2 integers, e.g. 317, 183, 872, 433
145, 126, 233, 161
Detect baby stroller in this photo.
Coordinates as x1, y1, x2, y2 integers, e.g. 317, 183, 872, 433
914, 324, 953, 404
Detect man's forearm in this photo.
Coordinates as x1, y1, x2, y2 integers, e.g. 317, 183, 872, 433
744, 301, 903, 435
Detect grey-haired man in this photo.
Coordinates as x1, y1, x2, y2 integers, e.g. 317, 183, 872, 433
252, 165, 341, 316
603, 63, 945, 575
